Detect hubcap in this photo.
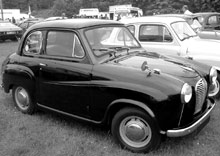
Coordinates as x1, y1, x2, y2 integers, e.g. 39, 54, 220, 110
15, 87, 29, 111
120, 116, 152, 148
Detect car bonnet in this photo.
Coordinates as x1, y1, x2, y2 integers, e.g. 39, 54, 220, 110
113, 53, 200, 78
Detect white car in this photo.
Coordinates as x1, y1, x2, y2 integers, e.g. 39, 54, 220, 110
121, 16, 220, 97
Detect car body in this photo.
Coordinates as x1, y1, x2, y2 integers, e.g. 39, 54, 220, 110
0, 20, 22, 41
156, 14, 220, 40
121, 16, 220, 97
18, 18, 43, 34
1, 19, 218, 153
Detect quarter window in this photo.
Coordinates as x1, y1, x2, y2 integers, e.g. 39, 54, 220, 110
139, 25, 173, 42
46, 31, 85, 58
23, 31, 43, 54
127, 25, 135, 35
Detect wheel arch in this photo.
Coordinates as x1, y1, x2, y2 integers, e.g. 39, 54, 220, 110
3, 64, 36, 93
104, 99, 157, 128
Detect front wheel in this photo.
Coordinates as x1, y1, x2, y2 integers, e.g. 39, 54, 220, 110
12, 85, 35, 114
111, 107, 161, 153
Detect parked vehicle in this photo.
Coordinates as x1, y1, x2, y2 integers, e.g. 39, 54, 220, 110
0, 20, 22, 41
1, 19, 218, 153
194, 12, 220, 31
18, 18, 43, 34
121, 16, 220, 98
156, 14, 220, 40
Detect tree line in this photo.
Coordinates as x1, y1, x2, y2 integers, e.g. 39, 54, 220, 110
2, 0, 220, 17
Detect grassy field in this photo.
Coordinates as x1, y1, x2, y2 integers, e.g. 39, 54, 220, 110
0, 41, 220, 156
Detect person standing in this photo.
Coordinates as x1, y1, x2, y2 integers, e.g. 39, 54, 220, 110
12, 17, 16, 24
182, 5, 193, 15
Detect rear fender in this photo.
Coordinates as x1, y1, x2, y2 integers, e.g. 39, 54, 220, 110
2, 64, 35, 93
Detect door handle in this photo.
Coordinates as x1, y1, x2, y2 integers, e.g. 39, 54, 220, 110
39, 63, 47, 66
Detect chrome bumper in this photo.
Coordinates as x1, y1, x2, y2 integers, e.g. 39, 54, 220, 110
166, 100, 215, 137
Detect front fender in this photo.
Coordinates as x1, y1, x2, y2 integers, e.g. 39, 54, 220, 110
109, 99, 155, 117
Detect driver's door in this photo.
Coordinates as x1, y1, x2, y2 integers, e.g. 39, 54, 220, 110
38, 30, 92, 118
128, 24, 181, 56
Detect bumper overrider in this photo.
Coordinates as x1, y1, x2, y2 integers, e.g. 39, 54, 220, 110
166, 99, 215, 137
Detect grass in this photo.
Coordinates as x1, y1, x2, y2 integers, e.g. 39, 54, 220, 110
0, 40, 220, 156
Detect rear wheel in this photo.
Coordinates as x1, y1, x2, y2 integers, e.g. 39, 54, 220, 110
12, 85, 35, 114
111, 107, 161, 153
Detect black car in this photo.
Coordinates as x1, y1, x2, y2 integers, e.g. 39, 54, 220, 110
1, 19, 218, 153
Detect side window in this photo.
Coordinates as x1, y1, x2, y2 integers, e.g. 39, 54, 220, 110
127, 25, 135, 35
139, 25, 172, 42
208, 16, 217, 25
46, 31, 85, 58
23, 31, 43, 54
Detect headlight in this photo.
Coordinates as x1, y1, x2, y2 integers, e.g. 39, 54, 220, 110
181, 83, 192, 103
209, 67, 217, 83
208, 67, 219, 97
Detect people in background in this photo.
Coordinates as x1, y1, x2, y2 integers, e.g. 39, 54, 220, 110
12, 17, 16, 24
182, 5, 193, 15
116, 14, 121, 21
62, 12, 66, 19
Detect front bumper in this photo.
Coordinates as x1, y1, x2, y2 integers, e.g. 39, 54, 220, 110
166, 99, 215, 137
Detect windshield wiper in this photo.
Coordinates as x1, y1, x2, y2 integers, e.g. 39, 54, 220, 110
92, 48, 117, 57
109, 46, 130, 54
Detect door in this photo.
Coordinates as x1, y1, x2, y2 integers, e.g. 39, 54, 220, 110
135, 24, 181, 56
38, 30, 92, 118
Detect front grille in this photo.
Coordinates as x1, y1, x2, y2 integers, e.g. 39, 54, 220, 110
194, 78, 207, 114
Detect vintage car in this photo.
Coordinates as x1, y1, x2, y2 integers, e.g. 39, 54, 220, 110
0, 20, 23, 41
121, 16, 220, 98
194, 12, 220, 31
156, 13, 220, 40
1, 19, 218, 153
18, 18, 43, 34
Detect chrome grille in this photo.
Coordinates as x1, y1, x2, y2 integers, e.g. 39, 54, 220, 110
195, 78, 207, 114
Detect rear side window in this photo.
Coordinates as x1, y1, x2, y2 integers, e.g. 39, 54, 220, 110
208, 16, 218, 25
46, 31, 85, 58
23, 31, 43, 54
139, 25, 173, 42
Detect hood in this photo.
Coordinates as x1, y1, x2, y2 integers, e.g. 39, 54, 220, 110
113, 52, 199, 78
183, 36, 220, 56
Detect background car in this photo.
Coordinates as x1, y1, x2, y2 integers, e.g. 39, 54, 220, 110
121, 16, 220, 98
194, 12, 220, 31
0, 20, 22, 41
17, 18, 43, 34
1, 19, 217, 153
156, 14, 220, 40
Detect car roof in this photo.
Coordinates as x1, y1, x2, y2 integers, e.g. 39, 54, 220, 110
194, 12, 220, 17
156, 14, 197, 19
29, 18, 123, 30
120, 16, 185, 25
